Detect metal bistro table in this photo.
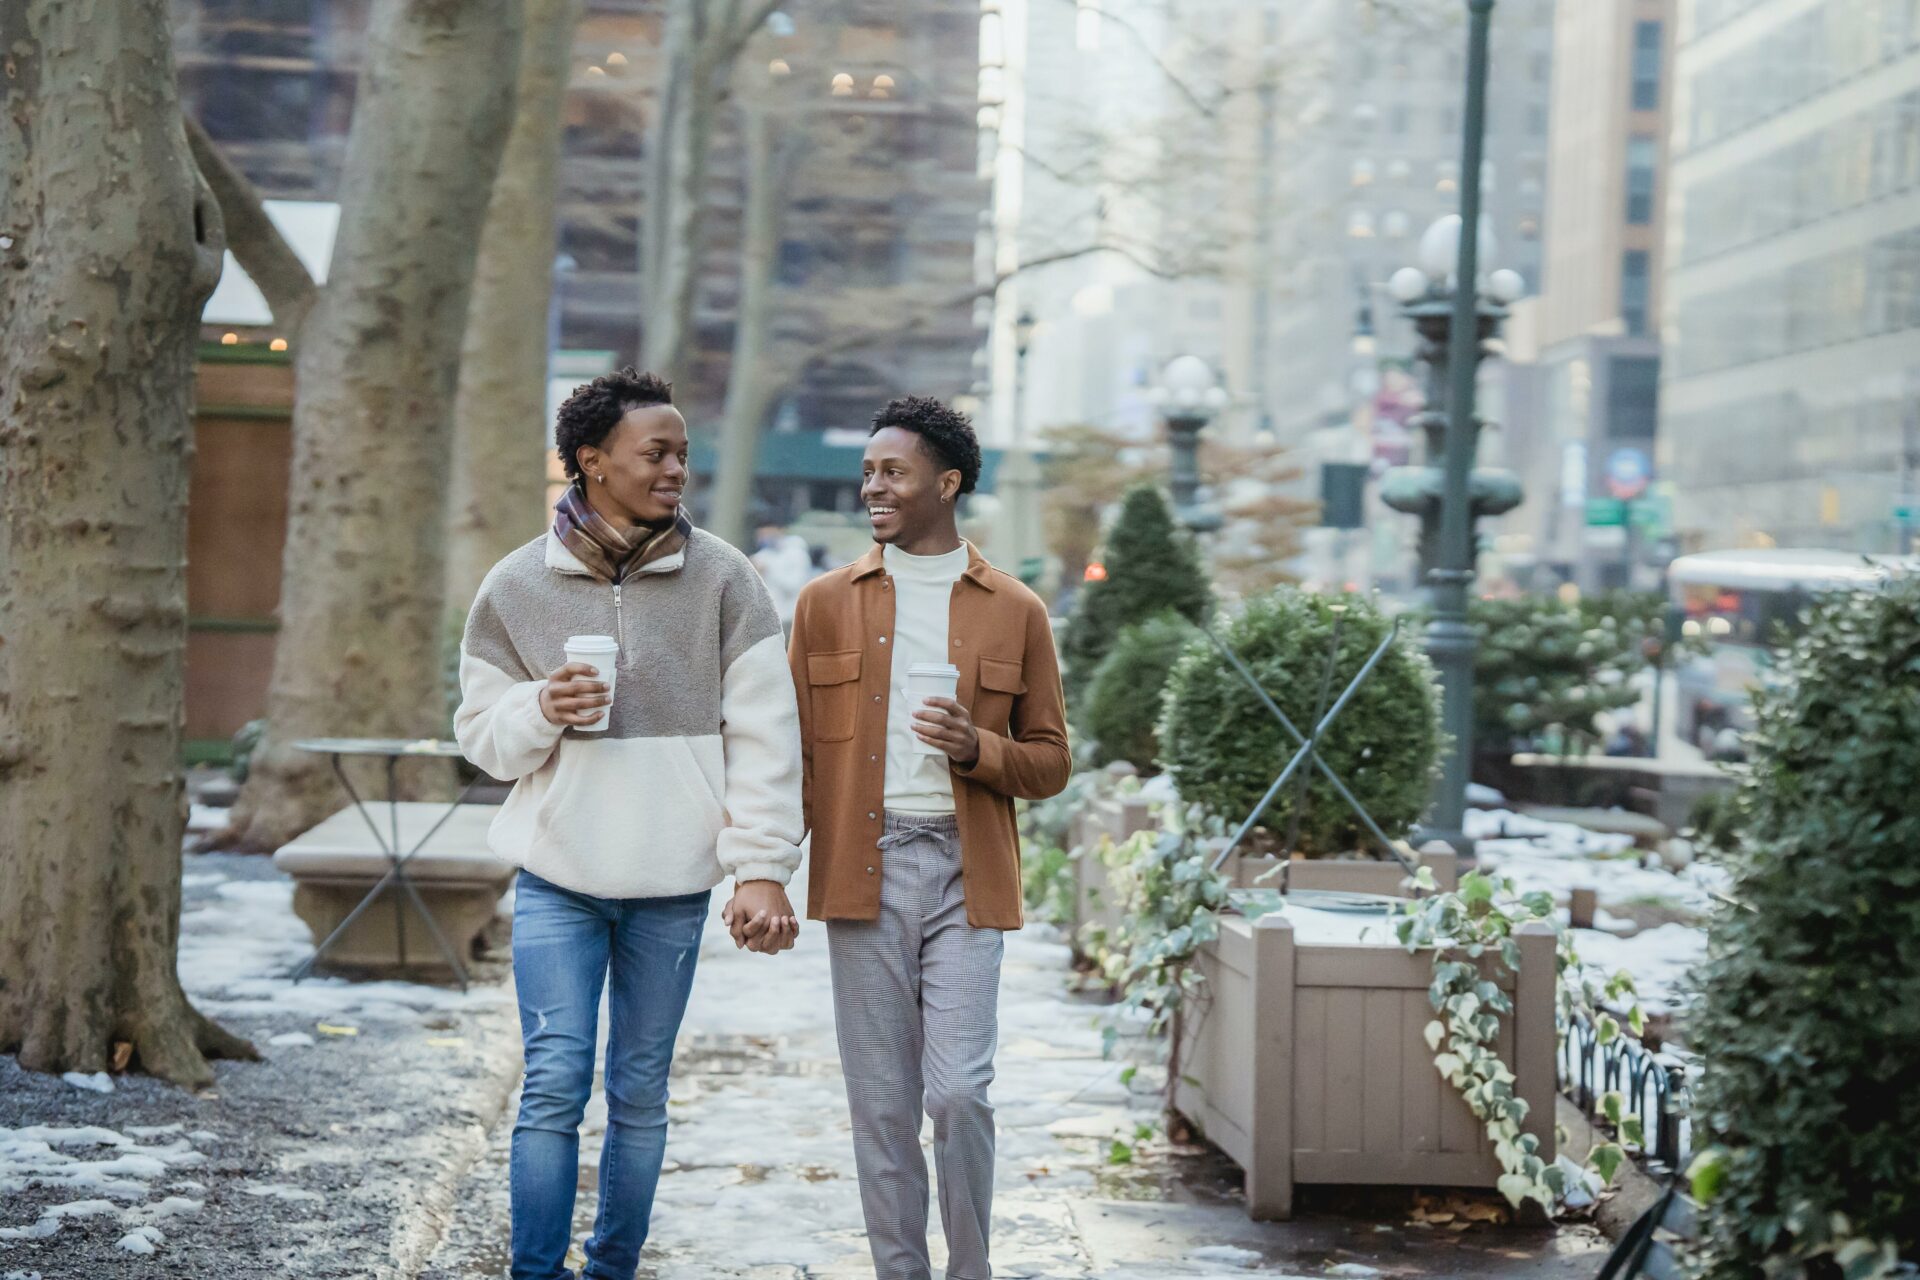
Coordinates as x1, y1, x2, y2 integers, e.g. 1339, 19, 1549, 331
289, 737, 483, 990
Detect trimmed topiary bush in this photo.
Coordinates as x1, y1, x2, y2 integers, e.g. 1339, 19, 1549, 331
1686, 574, 1920, 1279
1062, 484, 1212, 713
1082, 611, 1200, 772
1158, 589, 1440, 856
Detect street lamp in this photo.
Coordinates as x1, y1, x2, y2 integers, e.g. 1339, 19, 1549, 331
1149, 355, 1228, 532
1381, 0, 1518, 859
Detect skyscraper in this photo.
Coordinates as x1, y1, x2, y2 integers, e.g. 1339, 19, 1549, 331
1662, 1, 1920, 552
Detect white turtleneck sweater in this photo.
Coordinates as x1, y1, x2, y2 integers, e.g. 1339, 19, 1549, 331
881, 540, 970, 814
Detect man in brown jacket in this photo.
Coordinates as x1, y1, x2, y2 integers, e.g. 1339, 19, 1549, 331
783, 395, 1070, 1280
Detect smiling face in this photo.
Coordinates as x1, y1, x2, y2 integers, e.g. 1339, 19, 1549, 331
862, 426, 960, 551
576, 404, 689, 527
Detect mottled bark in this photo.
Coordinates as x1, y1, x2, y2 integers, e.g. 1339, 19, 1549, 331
0, 0, 256, 1085
220, 0, 522, 851
446, 0, 584, 611
709, 106, 799, 548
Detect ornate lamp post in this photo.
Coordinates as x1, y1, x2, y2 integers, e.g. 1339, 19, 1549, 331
1149, 354, 1228, 532
1379, 0, 1523, 857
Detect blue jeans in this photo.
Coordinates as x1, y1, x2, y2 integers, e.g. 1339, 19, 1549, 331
509, 871, 709, 1280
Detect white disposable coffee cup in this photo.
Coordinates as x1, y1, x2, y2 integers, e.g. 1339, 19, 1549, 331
562, 635, 619, 732
907, 662, 962, 757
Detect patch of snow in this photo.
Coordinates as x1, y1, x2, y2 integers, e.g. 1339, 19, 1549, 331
268, 1031, 316, 1048
1326, 1267, 1384, 1278
116, 1225, 166, 1254
240, 1182, 325, 1203
1568, 923, 1707, 1012
188, 804, 230, 833
42, 1199, 121, 1221
60, 1070, 113, 1094
1188, 1243, 1262, 1265
125, 1124, 183, 1139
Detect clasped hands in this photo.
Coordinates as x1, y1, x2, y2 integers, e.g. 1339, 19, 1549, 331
723, 879, 799, 954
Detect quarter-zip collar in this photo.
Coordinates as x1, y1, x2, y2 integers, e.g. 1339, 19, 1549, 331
545, 529, 685, 578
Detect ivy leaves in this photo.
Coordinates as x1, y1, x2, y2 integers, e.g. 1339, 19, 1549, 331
1395, 870, 1643, 1215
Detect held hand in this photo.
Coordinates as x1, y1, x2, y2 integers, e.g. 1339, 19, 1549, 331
722, 880, 799, 954
539, 662, 611, 727
911, 696, 980, 765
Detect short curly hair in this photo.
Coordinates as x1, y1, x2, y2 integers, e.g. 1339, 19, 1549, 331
555, 367, 674, 483
870, 395, 982, 496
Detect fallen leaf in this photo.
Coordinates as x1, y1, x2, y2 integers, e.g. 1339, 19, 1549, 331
315, 1023, 358, 1037
111, 1041, 133, 1072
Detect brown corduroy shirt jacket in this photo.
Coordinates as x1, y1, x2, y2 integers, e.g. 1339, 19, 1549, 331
788, 542, 1072, 930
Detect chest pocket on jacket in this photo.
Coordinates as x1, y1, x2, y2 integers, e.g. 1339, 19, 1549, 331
807, 650, 863, 743
973, 655, 1026, 733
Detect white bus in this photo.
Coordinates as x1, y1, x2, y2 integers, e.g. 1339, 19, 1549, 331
1667, 549, 1916, 754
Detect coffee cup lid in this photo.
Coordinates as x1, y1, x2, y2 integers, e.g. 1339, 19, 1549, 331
565, 634, 619, 650
908, 662, 961, 678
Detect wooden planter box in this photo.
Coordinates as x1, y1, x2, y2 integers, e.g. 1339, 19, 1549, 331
1066, 794, 1156, 957
1222, 846, 1460, 896
1174, 908, 1557, 1219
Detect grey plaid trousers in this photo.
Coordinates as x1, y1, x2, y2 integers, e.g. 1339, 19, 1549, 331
827, 811, 1004, 1280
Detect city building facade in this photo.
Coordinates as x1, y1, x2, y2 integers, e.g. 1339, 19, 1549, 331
1662, 0, 1920, 553
1506, 0, 1675, 593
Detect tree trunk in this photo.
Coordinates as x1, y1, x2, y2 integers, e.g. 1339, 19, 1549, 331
639, 0, 710, 382
220, 0, 522, 851
709, 107, 797, 548
0, 0, 256, 1085
446, 0, 584, 613
640, 0, 778, 384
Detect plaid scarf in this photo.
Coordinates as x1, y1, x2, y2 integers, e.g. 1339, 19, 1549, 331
552, 483, 693, 584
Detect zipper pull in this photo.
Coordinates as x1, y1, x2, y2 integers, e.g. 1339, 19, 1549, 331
613, 582, 625, 654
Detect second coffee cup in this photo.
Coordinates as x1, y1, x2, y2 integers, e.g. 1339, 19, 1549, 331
906, 662, 962, 756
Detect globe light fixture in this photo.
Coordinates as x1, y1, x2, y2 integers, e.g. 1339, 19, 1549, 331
1389, 266, 1431, 304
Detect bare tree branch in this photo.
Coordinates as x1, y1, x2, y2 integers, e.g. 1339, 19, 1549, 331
1052, 0, 1222, 119
183, 114, 318, 336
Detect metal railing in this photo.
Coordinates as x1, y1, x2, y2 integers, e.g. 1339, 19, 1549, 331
1559, 1008, 1694, 1173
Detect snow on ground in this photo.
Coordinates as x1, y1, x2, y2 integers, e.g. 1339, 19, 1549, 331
3, 818, 517, 1265
176, 819, 510, 1025
0, 1125, 207, 1245
1466, 808, 1719, 1014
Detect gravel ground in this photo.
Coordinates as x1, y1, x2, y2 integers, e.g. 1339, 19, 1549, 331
0, 852, 521, 1280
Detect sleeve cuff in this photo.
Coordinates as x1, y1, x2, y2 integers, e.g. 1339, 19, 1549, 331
729, 861, 795, 887
510, 680, 567, 748
950, 728, 1005, 786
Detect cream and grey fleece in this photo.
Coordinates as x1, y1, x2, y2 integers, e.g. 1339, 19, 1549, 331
454, 527, 804, 899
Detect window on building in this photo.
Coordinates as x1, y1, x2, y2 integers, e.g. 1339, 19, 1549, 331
1390, 104, 1411, 134
1625, 134, 1658, 224
1631, 21, 1662, 110
1621, 249, 1651, 335
1607, 355, 1660, 440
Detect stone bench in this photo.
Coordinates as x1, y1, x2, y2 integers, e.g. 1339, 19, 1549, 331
273, 803, 515, 975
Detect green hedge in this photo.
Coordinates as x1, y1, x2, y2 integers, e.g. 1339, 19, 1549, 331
1688, 575, 1920, 1277
1158, 589, 1440, 856
1082, 612, 1199, 772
